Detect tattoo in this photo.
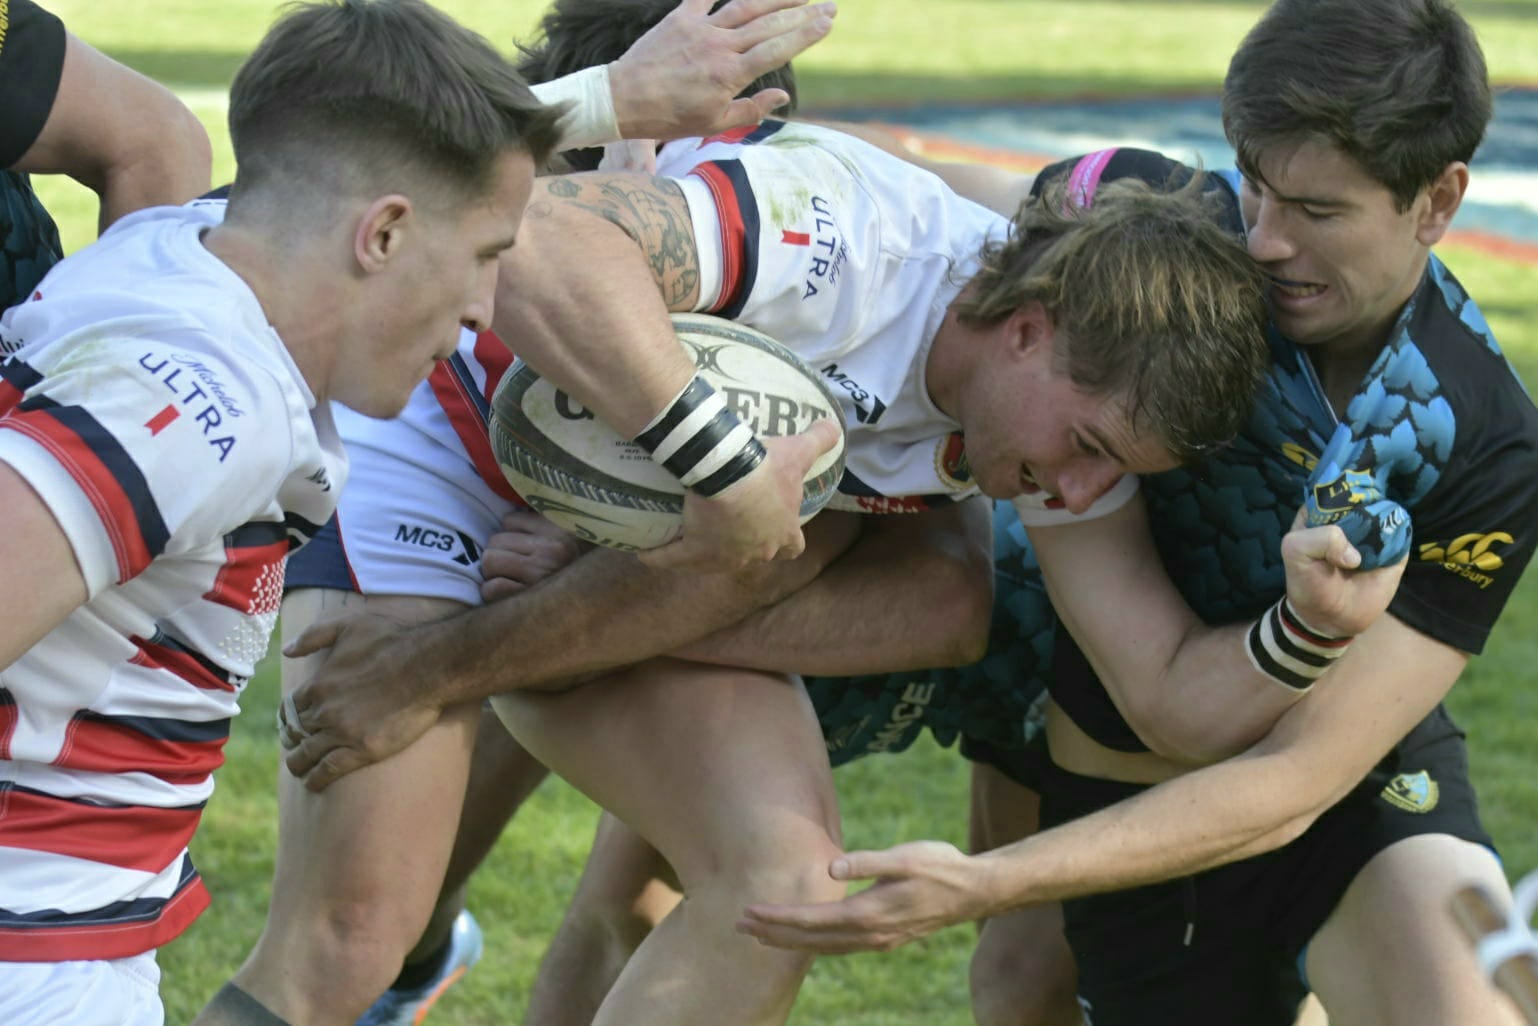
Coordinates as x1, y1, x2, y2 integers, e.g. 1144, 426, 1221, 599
538, 173, 701, 309
199, 982, 295, 1025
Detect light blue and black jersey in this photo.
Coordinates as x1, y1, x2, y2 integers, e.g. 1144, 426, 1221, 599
812, 149, 1538, 765
1050, 181, 1538, 751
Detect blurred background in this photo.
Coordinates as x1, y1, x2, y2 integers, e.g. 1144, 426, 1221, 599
33, 2, 1538, 1023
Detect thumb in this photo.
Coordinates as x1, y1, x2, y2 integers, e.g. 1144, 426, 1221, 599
1326, 526, 1363, 570
283, 618, 345, 658
780, 418, 842, 469
830, 848, 890, 882
716, 97, 769, 133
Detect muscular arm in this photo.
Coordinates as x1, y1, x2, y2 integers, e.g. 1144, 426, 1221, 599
676, 498, 994, 674
738, 614, 1469, 950
1027, 494, 1400, 764
17, 31, 211, 231
281, 510, 862, 787
495, 173, 702, 435
981, 616, 1466, 903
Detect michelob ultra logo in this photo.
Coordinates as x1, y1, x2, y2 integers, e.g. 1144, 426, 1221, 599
1417, 531, 1513, 590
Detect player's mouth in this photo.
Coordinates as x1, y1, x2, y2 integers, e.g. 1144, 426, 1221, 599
1269, 276, 1327, 302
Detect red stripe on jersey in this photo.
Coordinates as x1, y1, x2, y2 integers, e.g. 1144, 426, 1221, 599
0, 690, 15, 760
0, 788, 203, 873
59, 718, 228, 787
204, 537, 287, 618
427, 334, 522, 503
0, 876, 210, 962
0, 379, 23, 417
781, 230, 810, 246
0, 414, 154, 580
131, 637, 235, 692
689, 163, 748, 314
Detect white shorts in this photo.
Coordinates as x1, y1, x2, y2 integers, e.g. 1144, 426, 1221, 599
0, 950, 163, 1026
285, 381, 519, 607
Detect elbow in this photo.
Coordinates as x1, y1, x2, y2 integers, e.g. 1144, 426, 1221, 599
1127, 690, 1278, 768
141, 96, 213, 202
930, 561, 994, 667
100, 90, 213, 216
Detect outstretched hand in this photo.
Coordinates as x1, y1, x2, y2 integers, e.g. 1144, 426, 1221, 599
736, 840, 998, 953
1280, 507, 1409, 638
641, 418, 841, 572
609, 0, 836, 141
278, 614, 444, 791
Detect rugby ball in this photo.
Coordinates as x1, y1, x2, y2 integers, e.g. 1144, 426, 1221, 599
489, 313, 847, 551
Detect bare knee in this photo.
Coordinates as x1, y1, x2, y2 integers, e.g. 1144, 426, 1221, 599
245, 894, 423, 1021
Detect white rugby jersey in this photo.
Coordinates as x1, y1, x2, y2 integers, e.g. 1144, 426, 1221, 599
658, 120, 1004, 513
425, 124, 1135, 524
0, 200, 345, 961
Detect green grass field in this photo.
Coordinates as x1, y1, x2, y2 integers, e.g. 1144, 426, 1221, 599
26, 2, 1538, 1023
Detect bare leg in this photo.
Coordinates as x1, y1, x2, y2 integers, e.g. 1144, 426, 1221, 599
194, 590, 479, 1026
967, 761, 1083, 1026
1308, 834, 1523, 1026
402, 706, 551, 966
523, 812, 680, 1026
493, 659, 844, 1026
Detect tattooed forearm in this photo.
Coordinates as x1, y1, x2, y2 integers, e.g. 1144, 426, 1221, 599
536, 172, 701, 309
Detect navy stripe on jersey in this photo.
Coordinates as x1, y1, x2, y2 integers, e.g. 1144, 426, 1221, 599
284, 510, 328, 550
5, 394, 171, 578
226, 521, 287, 549
0, 853, 210, 962
135, 630, 236, 691
689, 159, 761, 320
64, 712, 229, 786
0, 357, 43, 393
446, 352, 492, 423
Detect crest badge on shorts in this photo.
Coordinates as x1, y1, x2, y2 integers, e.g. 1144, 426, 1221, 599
1382, 770, 1440, 814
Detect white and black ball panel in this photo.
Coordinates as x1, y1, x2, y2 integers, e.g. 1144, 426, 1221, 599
490, 313, 847, 551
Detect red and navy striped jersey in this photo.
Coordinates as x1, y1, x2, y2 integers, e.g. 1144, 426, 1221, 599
0, 200, 345, 960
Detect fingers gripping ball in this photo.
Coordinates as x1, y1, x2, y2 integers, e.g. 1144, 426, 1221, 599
1303, 423, 1412, 569
489, 313, 847, 551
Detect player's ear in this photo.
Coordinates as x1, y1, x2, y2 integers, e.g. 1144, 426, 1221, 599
1008, 300, 1054, 358
355, 195, 413, 273
1415, 162, 1468, 248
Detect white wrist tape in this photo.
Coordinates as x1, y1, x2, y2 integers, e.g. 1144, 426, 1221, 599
530, 64, 620, 150
1244, 596, 1354, 693
634, 376, 766, 497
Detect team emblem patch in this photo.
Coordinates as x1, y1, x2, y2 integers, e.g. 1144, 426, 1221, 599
934, 431, 972, 490
1382, 770, 1439, 813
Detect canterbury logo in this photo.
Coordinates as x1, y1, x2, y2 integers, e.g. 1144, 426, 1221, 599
1418, 532, 1512, 591
1419, 532, 1512, 570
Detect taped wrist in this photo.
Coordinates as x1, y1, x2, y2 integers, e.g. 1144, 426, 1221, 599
634, 375, 766, 497
1244, 596, 1354, 692
530, 64, 620, 150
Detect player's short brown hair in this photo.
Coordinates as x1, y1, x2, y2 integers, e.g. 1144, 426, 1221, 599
953, 176, 1269, 464
228, 0, 563, 210
1224, 0, 1490, 212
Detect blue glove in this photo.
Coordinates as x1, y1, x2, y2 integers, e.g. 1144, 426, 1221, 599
1304, 423, 1412, 569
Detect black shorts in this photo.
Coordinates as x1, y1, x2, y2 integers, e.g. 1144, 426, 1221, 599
1038, 705, 1494, 1026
